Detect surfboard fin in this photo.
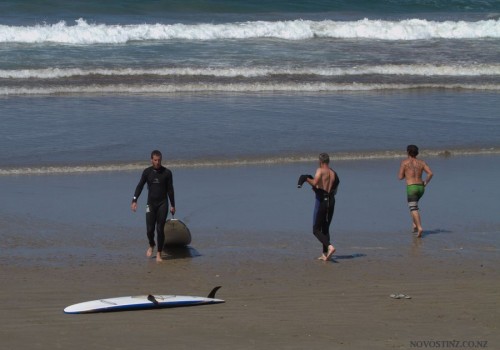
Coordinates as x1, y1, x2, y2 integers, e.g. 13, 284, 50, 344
207, 286, 222, 299
147, 294, 159, 306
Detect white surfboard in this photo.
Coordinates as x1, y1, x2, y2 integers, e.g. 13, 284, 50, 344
64, 286, 223, 314
164, 218, 192, 246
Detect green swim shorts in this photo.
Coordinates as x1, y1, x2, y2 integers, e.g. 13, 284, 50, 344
406, 184, 425, 211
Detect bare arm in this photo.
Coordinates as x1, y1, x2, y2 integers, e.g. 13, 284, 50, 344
306, 168, 322, 187
423, 162, 433, 186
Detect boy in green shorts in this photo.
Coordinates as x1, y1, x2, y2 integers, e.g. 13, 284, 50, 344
398, 145, 433, 237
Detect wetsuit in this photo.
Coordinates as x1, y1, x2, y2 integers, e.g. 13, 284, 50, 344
406, 184, 425, 211
313, 189, 336, 254
312, 169, 339, 254
133, 166, 175, 252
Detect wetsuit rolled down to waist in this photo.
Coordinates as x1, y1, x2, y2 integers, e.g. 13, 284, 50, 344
313, 188, 336, 254
406, 183, 425, 211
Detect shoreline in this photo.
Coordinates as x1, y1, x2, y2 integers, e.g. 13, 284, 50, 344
1, 154, 499, 264
2, 147, 500, 176
1, 154, 499, 349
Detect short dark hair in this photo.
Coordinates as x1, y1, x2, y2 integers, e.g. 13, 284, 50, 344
407, 145, 419, 157
151, 150, 162, 159
319, 153, 330, 164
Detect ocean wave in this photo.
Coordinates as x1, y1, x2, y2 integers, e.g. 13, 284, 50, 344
1, 18, 499, 44
2, 64, 500, 79
1, 148, 499, 176
1, 82, 499, 96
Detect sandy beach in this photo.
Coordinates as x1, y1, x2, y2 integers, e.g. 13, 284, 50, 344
1, 155, 499, 350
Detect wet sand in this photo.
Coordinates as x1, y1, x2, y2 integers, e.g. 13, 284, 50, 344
1, 155, 499, 349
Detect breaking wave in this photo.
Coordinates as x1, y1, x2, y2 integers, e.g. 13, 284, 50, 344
1, 82, 499, 96
2, 64, 500, 79
1, 18, 499, 44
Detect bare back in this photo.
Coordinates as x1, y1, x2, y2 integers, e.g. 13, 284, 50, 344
399, 157, 432, 185
314, 167, 336, 193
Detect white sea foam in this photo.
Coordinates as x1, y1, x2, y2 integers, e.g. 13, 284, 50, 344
0, 82, 499, 96
1, 18, 499, 44
1, 148, 499, 176
2, 64, 500, 79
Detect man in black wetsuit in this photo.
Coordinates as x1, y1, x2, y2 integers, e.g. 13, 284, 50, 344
131, 150, 175, 262
305, 153, 339, 261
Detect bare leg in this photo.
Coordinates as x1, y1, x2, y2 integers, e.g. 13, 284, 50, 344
146, 246, 154, 257
156, 252, 163, 262
410, 210, 423, 237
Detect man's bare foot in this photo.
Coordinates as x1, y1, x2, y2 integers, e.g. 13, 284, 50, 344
417, 229, 423, 238
317, 254, 327, 261
146, 247, 154, 257
325, 245, 336, 260
412, 226, 418, 233
156, 252, 163, 262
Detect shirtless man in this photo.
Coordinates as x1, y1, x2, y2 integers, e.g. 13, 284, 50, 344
398, 145, 433, 238
131, 150, 176, 262
306, 153, 339, 261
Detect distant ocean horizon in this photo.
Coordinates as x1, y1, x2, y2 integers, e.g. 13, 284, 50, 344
1, 0, 499, 173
